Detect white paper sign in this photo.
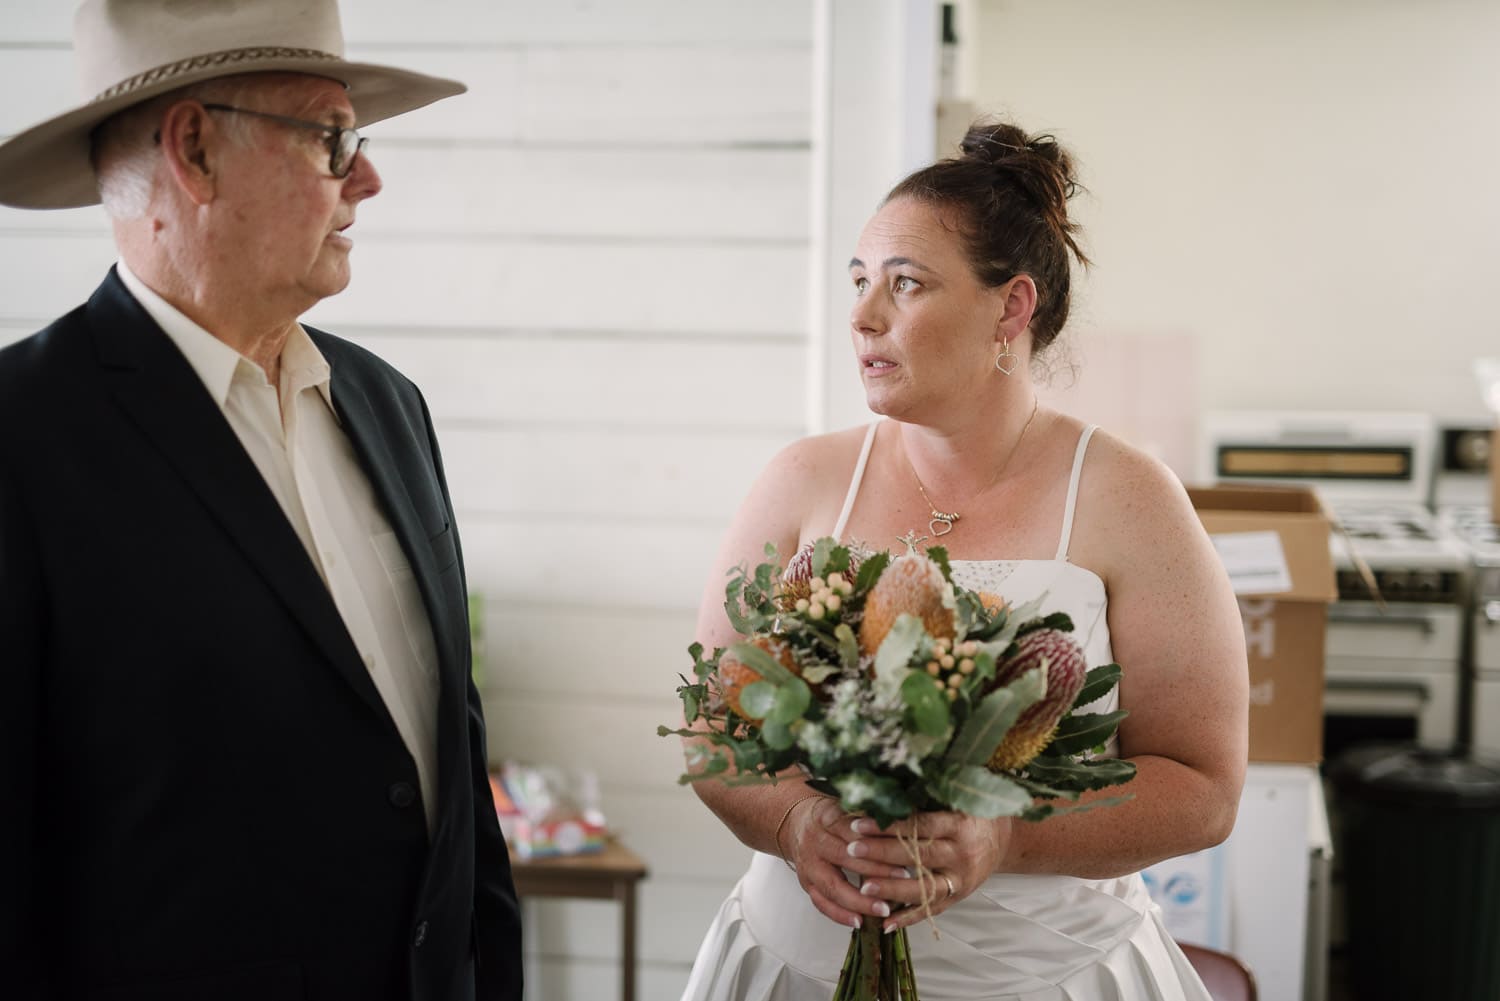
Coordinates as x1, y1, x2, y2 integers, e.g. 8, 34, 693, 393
1210, 530, 1293, 595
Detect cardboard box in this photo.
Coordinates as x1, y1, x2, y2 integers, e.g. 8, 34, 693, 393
1188, 485, 1337, 764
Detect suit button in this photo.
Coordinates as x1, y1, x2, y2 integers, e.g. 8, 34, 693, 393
413, 920, 429, 948
388, 782, 417, 808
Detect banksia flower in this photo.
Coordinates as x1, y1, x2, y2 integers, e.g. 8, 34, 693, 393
987, 628, 1088, 771
716, 635, 802, 718
858, 550, 955, 656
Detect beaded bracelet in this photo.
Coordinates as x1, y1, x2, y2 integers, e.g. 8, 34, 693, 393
773, 793, 821, 870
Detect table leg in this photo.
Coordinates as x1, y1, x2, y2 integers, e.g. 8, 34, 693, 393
620, 881, 637, 1001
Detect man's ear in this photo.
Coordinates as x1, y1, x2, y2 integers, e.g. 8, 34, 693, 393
156, 101, 217, 206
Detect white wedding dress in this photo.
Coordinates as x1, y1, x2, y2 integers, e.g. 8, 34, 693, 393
679, 424, 1211, 1001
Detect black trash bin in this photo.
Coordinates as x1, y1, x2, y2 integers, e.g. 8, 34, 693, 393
1330, 744, 1500, 1001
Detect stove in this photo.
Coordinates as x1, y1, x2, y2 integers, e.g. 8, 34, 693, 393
1200, 411, 1468, 755
1439, 502, 1500, 758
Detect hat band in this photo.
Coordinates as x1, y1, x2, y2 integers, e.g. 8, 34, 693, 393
90, 46, 342, 104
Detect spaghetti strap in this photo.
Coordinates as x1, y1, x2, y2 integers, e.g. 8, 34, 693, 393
1055, 424, 1098, 561
831, 423, 880, 540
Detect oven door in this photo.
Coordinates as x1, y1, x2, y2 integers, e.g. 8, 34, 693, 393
1323, 602, 1462, 754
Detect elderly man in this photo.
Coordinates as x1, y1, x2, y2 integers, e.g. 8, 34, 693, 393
0, 3, 522, 999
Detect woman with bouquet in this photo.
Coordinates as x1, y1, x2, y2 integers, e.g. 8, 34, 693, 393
677, 118, 1248, 1001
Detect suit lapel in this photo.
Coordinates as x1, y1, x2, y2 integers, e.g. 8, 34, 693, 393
326, 369, 454, 673
87, 272, 390, 720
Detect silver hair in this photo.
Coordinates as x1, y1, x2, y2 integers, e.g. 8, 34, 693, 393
92, 74, 317, 220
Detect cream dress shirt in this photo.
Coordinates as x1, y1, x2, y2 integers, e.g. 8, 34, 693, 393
118, 261, 441, 835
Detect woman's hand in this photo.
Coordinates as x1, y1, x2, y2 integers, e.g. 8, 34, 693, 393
780, 796, 913, 928
842, 810, 1014, 931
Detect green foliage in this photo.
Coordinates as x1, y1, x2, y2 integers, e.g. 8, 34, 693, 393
873, 614, 925, 681
943, 667, 1045, 766
1073, 663, 1122, 708
1045, 710, 1130, 757
930, 763, 1033, 818
900, 671, 951, 737
662, 536, 1136, 854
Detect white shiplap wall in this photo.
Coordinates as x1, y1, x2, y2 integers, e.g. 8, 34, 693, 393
0, 3, 933, 997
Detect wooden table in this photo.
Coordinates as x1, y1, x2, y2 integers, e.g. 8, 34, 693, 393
509, 839, 649, 1001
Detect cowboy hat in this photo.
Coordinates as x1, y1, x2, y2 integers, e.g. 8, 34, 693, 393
0, 0, 466, 210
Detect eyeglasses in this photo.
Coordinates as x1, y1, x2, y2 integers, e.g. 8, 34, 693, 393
201, 103, 368, 179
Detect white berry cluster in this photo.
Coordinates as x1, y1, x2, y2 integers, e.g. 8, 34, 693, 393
795, 572, 854, 621
923, 638, 981, 700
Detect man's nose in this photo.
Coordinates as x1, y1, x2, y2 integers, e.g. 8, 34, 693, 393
343, 149, 382, 200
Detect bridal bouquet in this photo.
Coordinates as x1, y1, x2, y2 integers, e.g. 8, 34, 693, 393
659, 537, 1136, 1000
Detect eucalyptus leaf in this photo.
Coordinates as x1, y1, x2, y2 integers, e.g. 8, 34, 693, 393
944, 666, 1046, 766
1045, 710, 1129, 757
761, 718, 795, 750
835, 623, 860, 671
900, 671, 951, 737
723, 576, 754, 634
1073, 663, 1122, 709
874, 614, 926, 681
728, 641, 799, 686
768, 677, 813, 725
737, 680, 777, 720
802, 663, 841, 684
930, 763, 1033, 818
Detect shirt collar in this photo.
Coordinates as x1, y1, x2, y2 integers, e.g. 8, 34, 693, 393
116, 259, 334, 411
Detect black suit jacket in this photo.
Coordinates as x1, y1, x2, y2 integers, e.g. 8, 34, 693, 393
0, 270, 522, 1001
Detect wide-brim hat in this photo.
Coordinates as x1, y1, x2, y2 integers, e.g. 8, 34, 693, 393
0, 0, 466, 210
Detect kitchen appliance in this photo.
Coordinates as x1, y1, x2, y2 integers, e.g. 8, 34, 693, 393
1432, 423, 1496, 755
1200, 412, 1470, 757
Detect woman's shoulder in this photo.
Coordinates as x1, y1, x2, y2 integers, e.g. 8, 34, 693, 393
1068, 422, 1204, 562
761, 422, 879, 488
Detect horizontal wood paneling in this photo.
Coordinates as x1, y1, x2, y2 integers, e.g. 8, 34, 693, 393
354, 46, 810, 145
459, 518, 723, 609
345, 334, 805, 428
0, 1, 813, 46
0, 46, 810, 147
0, 146, 809, 241
524, 876, 740, 964
341, 1, 811, 46
483, 696, 692, 791
481, 603, 698, 700
310, 236, 806, 334
0, 235, 806, 336
438, 426, 786, 521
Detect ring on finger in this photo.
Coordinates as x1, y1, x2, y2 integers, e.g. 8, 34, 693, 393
941, 873, 956, 900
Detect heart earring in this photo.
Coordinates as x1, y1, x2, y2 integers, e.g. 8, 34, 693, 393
994, 337, 1019, 376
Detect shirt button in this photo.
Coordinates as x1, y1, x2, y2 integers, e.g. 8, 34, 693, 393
388, 782, 417, 809
412, 920, 429, 948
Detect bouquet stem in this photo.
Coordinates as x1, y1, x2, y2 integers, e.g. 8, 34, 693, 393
831, 921, 919, 1000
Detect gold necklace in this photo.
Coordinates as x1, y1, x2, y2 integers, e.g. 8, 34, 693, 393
907, 398, 1040, 537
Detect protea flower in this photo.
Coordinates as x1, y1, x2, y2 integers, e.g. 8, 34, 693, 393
987, 628, 1088, 771
776, 542, 862, 612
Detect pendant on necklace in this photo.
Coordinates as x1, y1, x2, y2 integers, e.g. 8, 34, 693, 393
928, 512, 958, 536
